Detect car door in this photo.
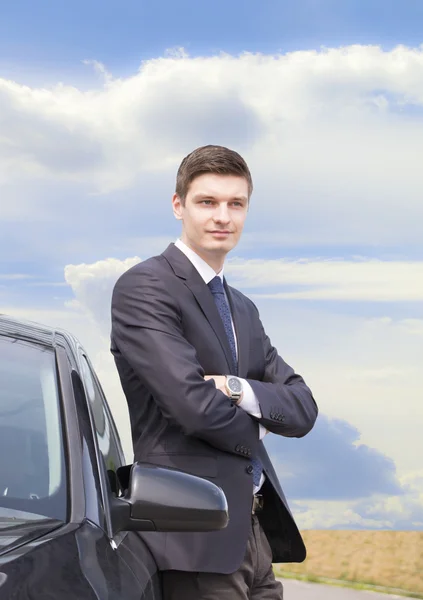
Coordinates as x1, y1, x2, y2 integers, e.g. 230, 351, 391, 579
0, 334, 102, 600
78, 352, 162, 600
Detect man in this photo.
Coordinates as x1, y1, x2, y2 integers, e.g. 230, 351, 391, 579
110, 145, 318, 599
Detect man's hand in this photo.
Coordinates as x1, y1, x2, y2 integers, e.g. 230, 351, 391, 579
205, 375, 268, 437
204, 375, 228, 395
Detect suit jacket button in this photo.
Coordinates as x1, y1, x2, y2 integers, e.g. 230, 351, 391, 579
246, 465, 253, 474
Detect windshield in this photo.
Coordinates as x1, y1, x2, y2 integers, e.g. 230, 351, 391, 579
0, 336, 67, 522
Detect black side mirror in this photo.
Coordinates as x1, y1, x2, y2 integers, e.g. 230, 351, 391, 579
111, 462, 229, 534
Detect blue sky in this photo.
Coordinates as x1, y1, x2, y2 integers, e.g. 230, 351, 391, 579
1, 0, 422, 530
2, 0, 423, 73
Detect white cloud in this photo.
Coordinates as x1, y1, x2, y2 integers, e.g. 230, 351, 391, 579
64, 255, 141, 328
1, 306, 83, 325
399, 318, 423, 336
64, 255, 423, 313
226, 257, 423, 301
294, 470, 423, 530
255, 304, 423, 477
0, 274, 35, 280
1, 44, 423, 246
294, 499, 392, 530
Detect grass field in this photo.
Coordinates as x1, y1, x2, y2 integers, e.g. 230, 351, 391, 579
274, 530, 423, 596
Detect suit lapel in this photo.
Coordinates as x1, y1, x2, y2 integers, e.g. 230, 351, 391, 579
162, 244, 237, 374
224, 279, 250, 378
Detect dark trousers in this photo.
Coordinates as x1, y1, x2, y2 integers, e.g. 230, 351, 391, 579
161, 515, 284, 599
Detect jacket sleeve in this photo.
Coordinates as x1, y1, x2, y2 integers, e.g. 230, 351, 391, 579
111, 265, 260, 457
245, 301, 318, 437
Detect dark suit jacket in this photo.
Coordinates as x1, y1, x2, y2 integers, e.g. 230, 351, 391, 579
110, 243, 318, 574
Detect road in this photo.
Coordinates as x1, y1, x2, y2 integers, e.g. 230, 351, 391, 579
280, 579, 405, 599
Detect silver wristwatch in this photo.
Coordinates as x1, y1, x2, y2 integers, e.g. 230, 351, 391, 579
225, 376, 243, 403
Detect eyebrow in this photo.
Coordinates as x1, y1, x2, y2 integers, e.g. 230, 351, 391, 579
193, 193, 248, 203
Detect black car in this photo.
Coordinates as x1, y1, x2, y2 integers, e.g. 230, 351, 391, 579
0, 314, 228, 599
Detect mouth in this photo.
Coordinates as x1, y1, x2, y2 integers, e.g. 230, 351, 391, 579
209, 231, 232, 237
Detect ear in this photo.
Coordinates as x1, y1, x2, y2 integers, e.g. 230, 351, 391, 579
172, 193, 183, 220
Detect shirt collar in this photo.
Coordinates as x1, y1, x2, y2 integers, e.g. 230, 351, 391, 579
174, 238, 224, 284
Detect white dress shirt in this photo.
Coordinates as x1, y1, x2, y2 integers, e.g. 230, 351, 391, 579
175, 238, 266, 493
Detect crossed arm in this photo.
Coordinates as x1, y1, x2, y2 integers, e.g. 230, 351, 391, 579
111, 267, 318, 457
204, 375, 269, 440
205, 326, 318, 441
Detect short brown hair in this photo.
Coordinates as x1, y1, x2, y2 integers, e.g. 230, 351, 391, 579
175, 145, 253, 204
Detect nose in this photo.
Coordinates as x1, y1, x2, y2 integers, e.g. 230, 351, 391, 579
213, 203, 231, 224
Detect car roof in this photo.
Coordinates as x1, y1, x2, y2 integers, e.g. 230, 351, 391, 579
0, 313, 82, 360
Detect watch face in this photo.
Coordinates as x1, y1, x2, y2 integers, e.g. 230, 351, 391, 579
228, 377, 242, 393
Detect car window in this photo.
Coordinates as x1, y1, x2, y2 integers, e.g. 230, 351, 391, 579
0, 337, 67, 521
80, 355, 125, 498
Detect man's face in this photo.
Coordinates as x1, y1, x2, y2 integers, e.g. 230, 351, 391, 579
172, 173, 249, 264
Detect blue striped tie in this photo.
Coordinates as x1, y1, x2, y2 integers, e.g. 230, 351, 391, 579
208, 276, 263, 487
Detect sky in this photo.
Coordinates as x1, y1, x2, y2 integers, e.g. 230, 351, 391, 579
1, 0, 422, 531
